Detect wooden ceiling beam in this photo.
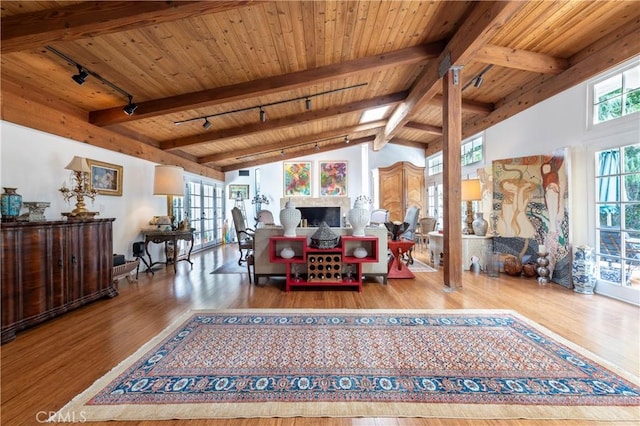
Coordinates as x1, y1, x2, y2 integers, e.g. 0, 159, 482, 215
161, 92, 407, 151
405, 122, 443, 135
222, 136, 376, 172
388, 138, 429, 151
1, 1, 259, 54
463, 18, 640, 138
425, 141, 443, 157
428, 95, 493, 115
380, 1, 525, 150
0, 77, 223, 181
474, 45, 569, 74
199, 121, 386, 164
89, 43, 444, 126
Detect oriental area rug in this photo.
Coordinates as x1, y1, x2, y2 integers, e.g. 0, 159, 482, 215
53, 309, 640, 422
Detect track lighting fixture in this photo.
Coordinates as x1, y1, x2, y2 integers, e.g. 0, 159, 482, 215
236, 134, 352, 160
202, 118, 212, 129
174, 82, 367, 127
344, 135, 350, 144
463, 64, 494, 91
122, 95, 138, 116
45, 46, 137, 116
72, 65, 88, 85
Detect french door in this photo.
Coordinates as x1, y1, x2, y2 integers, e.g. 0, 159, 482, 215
181, 178, 224, 250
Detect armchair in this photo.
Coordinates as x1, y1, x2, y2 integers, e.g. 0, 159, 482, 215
415, 216, 437, 252
401, 206, 420, 241
399, 205, 420, 264
256, 209, 275, 225
231, 207, 255, 266
369, 209, 389, 227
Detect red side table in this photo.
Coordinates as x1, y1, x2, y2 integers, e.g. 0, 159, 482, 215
387, 239, 415, 279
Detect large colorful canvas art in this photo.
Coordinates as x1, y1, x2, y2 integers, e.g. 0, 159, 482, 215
319, 161, 347, 196
492, 150, 571, 287
283, 162, 311, 196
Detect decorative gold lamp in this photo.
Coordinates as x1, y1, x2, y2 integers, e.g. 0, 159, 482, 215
59, 156, 99, 219
153, 165, 184, 227
461, 178, 481, 235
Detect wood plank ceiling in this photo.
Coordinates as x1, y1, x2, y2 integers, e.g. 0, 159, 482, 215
2, 1, 639, 180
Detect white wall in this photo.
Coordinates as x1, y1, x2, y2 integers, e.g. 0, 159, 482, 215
1, 122, 186, 258
224, 143, 424, 222
484, 77, 639, 250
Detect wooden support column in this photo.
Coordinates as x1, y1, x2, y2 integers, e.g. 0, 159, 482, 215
442, 66, 463, 291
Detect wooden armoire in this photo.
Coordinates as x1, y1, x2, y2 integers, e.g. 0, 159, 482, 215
378, 161, 425, 222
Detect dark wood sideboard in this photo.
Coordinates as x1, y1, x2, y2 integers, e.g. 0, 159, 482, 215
1, 218, 117, 344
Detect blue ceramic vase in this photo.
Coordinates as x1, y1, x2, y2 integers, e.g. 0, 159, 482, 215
573, 245, 596, 294
1, 187, 22, 222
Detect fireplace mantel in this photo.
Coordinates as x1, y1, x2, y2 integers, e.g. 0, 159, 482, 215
280, 197, 351, 223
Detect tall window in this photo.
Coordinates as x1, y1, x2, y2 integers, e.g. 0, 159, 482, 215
427, 183, 443, 229
184, 178, 224, 250
428, 154, 443, 176
426, 133, 484, 229
461, 134, 483, 166
595, 143, 640, 288
592, 60, 640, 125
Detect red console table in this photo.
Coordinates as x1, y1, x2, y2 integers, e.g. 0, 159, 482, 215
269, 235, 378, 292
387, 239, 415, 279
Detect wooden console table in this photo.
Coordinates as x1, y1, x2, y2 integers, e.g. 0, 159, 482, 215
142, 229, 194, 272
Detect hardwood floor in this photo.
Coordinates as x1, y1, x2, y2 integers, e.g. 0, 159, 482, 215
1, 244, 638, 426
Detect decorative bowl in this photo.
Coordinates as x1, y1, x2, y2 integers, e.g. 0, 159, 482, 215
280, 247, 295, 259
353, 247, 368, 258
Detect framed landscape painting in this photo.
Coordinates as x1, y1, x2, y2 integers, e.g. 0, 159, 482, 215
283, 161, 311, 196
87, 159, 123, 196
229, 184, 249, 200
319, 161, 348, 196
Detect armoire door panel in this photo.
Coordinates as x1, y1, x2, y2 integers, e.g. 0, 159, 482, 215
379, 162, 425, 222
379, 170, 404, 221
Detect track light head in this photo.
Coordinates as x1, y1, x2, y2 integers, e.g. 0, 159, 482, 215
280, 149, 285, 158
259, 107, 266, 123
474, 76, 484, 88
314, 143, 320, 151
122, 95, 138, 116
344, 135, 350, 144
202, 118, 212, 129
72, 66, 88, 85
305, 98, 312, 110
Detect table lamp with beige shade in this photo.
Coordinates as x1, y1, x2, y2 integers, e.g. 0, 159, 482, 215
461, 178, 481, 235
153, 165, 184, 228
59, 156, 99, 219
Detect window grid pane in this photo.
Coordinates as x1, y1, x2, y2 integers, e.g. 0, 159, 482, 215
595, 143, 640, 287
593, 62, 640, 124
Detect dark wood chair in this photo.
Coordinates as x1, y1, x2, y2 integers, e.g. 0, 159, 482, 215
231, 207, 255, 266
